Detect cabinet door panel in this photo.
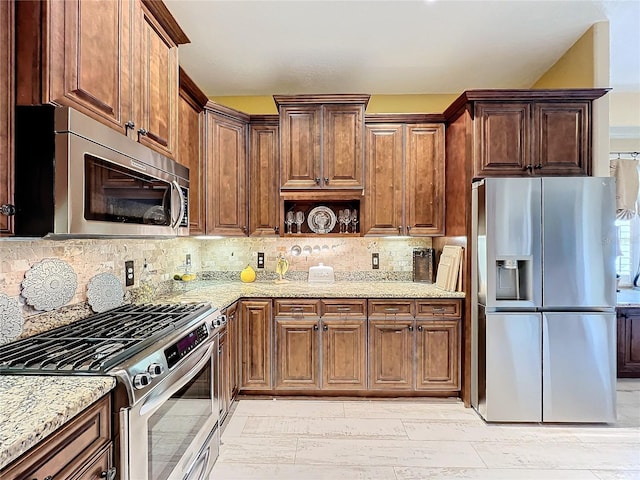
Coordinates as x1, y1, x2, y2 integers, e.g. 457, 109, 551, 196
240, 301, 272, 390
275, 319, 320, 389
0, 0, 14, 234
322, 319, 367, 390
249, 124, 280, 236
323, 105, 364, 188
205, 114, 248, 235
178, 91, 204, 234
416, 320, 460, 391
280, 106, 320, 188
368, 320, 413, 390
136, 1, 177, 158
405, 124, 445, 235
534, 102, 589, 176
364, 124, 404, 236
474, 102, 531, 177
617, 309, 640, 377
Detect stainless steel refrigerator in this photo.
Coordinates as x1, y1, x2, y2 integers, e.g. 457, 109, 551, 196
471, 177, 617, 423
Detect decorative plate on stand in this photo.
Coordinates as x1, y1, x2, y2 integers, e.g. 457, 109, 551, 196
0, 293, 24, 342
307, 206, 337, 234
21, 258, 78, 311
87, 273, 125, 313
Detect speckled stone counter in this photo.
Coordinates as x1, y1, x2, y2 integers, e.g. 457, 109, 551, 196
160, 280, 465, 310
0, 376, 116, 470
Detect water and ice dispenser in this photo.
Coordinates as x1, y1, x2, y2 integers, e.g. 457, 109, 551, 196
494, 258, 531, 302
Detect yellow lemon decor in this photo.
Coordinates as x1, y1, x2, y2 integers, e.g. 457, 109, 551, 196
240, 264, 256, 283
274, 253, 289, 284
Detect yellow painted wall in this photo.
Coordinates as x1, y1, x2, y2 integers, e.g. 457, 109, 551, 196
532, 26, 595, 88
209, 93, 460, 115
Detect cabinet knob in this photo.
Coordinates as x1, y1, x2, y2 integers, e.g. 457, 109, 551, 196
324, 177, 329, 184
315, 177, 321, 185
242, 225, 247, 233
408, 325, 414, 332
398, 226, 403, 234
44, 476, 53, 480
1, 204, 15, 216
313, 324, 319, 331
417, 325, 423, 332
137, 128, 148, 136
534, 164, 543, 169
523, 164, 533, 172
274, 225, 279, 234
101, 467, 117, 480
125, 120, 135, 130
323, 325, 328, 331
407, 226, 412, 233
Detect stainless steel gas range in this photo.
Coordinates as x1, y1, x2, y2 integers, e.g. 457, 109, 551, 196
0, 303, 226, 480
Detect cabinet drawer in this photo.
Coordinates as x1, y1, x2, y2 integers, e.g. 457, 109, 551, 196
71, 444, 113, 480
2, 395, 112, 480
274, 299, 321, 317
368, 300, 415, 318
416, 300, 461, 318
321, 299, 367, 317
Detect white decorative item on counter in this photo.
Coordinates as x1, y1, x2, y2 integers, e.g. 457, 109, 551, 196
87, 273, 125, 313
21, 258, 78, 311
0, 293, 23, 343
308, 263, 335, 284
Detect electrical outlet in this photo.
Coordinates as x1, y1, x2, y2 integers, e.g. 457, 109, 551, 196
372, 253, 379, 270
186, 254, 192, 267
257, 252, 265, 269
125, 260, 135, 286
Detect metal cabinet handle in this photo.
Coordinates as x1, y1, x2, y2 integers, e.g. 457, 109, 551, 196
431, 307, 446, 313
242, 225, 247, 233
274, 225, 280, 234
315, 177, 321, 185
101, 467, 117, 480
398, 226, 403, 234
534, 164, 543, 169
138, 128, 148, 136
336, 307, 351, 312
313, 324, 319, 331
417, 325, 423, 332
407, 226, 412, 233
324, 177, 329, 184
44, 476, 53, 480
125, 120, 135, 130
1, 204, 15, 216
408, 325, 414, 332
323, 325, 328, 331
384, 307, 400, 312
524, 164, 533, 172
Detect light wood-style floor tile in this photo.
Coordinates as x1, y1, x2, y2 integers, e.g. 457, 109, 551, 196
211, 463, 397, 479
217, 436, 297, 464
394, 467, 601, 479
232, 399, 345, 418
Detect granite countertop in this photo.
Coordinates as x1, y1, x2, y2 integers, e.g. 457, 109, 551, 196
617, 288, 640, 307
0, 376, 116, 471
160, 280, 465, 310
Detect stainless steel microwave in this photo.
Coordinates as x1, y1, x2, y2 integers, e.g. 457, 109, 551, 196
14, 106, 189, 238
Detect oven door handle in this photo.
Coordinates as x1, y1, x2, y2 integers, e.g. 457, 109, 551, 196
138, 338, 216, 417
171, 180, 185, 229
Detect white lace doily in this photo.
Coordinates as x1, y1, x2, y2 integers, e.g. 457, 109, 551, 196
87, 272, 125, 313
21, 258, 78, 311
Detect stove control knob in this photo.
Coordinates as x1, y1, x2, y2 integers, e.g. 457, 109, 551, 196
133, 372, 152, 389
147, 363, 164, 377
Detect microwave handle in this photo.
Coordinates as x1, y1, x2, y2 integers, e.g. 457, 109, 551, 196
171, 180, 185, 229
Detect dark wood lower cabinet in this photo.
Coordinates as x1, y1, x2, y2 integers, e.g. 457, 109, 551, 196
0, 395, 113, 480
617, 307, 640, 378
416, 320, 460, 390
240, 300, 273, 390
368, 319, 413, 390
322, 319, 367, 390
275, 318, 320, 389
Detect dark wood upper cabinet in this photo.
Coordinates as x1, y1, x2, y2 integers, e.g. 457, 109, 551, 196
364, 119, 445, 236
177, 68, 208, 235
443, 89, 609, 179
15, 0, 188, 159
204, 104, 249, 236
275, 94, 369, 190
0, 0, 14, 235
249, 116, 280, 236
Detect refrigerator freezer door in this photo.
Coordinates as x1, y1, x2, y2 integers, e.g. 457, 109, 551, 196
542, 177, 616, 308
542, 312, 616, 423
479, 310, 542, 422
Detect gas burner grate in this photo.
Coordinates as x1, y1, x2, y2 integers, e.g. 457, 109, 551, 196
0, 303, 212, 374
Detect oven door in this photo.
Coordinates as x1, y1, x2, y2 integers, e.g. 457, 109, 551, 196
120, 335, 220, 480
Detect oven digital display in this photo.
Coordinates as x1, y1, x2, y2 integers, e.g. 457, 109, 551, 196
165, 324, 208, 369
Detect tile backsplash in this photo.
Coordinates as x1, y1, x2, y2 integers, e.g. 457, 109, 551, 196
0, 236, 431, 341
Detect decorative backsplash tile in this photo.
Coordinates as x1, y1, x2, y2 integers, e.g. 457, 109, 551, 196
0, 235, 431, 342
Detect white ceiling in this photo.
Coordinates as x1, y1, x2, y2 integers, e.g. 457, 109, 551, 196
164, 0, 640, 97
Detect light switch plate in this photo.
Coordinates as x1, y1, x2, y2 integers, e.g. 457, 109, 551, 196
125, 260, 134, 286
372, 253, 379, 269
257, 252, 265, 269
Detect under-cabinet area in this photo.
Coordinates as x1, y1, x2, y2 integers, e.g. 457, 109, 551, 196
238, 297, 462, 397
